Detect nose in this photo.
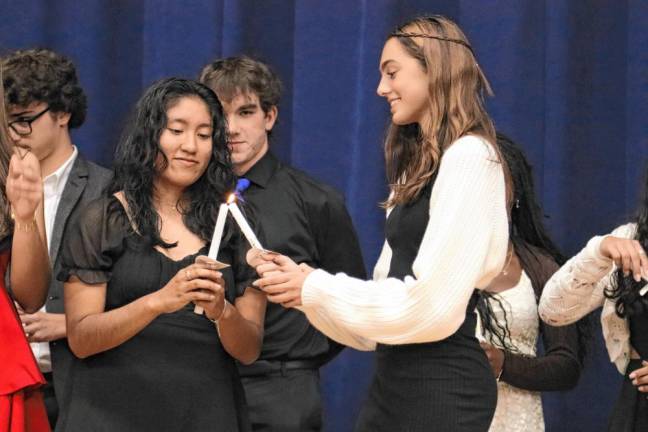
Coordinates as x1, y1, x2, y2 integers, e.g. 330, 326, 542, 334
180, 132, 198, 154
226, 114, 239, 138
376, 75, 390, 98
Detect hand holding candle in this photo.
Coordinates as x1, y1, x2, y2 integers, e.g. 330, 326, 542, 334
194, 199, 231, 315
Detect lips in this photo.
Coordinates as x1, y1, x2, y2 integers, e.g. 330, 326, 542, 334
174, 158, 198, 166
388, 98, 400, 112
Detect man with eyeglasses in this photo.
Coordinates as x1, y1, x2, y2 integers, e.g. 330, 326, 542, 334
2, 48, 112, 429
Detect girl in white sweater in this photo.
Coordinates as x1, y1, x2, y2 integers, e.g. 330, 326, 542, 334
252, 15, 510, 431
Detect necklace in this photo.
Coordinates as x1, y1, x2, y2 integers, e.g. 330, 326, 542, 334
501, 246, 514, 276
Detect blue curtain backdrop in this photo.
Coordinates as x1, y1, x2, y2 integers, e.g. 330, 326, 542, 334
2, 1, 647, 430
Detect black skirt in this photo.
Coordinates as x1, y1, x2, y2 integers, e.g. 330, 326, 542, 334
355, 292, 497, 432
608, 359, 648, 431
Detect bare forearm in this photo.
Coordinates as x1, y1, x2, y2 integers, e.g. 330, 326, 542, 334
67, 293, 160, 359
218, 302, 263, 364
11, 219, 50, 312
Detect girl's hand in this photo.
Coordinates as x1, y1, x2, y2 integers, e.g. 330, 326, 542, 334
600, 236, 648, 282
253, 255, 314, 308
149, 263, 223, 314
7, 152, 43, 223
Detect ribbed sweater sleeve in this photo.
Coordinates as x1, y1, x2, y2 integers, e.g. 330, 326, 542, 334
539, 223, 636, 326
298, 136, 509, 347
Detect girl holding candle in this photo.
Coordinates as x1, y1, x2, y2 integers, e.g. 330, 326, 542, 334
57, 78, 265, 432
251, 15, 510, 431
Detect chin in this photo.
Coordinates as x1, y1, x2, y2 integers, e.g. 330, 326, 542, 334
391, 115, 415, 126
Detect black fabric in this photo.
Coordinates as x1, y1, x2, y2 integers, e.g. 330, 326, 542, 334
384, 182, 433, 280
237, 151, 366, 364
607, 359, 648, 431
44, 156, 112, 432
55, 196, 253, 432
629, 313, 648, 360
42, 372, 57, 429
241, 370, 322, 432
357, 181, 496, 431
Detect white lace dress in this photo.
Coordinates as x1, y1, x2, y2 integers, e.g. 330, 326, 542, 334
482, 271, 545, 432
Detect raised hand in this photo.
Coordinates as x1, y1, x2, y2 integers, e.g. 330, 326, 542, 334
6, 151, 43, 223
600, 236, 648, 282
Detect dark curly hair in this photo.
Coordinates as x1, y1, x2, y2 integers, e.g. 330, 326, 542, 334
198, 55, 282, 115
605, 165, 648, 318
477, 133, 591, 363
2, 48, 87, 128
108, 78, 236, 248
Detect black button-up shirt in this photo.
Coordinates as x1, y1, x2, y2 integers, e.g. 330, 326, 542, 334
240, 151, 366, 363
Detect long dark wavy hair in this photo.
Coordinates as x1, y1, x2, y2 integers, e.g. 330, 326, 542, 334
0, 67, 13, 239
108, 78, 236, 247
477, 133, 590, 362
604, 166, 648, 318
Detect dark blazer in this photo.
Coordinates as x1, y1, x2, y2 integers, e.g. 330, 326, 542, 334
46, 154, 112, 415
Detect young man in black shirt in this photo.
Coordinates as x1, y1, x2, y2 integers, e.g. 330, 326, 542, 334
200, 57, 366, 432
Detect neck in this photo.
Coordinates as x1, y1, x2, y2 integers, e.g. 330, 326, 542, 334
234, 144, 269, 176
152, 180, 186, 209
40, 137, 74, 177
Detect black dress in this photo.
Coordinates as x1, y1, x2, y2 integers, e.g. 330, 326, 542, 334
608, 311, 648, 431
355, 183, 497, 432
56, 196, 253, 432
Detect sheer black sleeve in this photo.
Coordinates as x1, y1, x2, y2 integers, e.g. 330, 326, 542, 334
57, 196, 130, 285
500, 251, 581, 391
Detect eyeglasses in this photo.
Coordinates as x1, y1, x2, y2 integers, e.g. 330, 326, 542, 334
8, 107, 51, 137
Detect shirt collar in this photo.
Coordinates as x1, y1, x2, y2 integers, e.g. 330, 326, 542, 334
43, 146, 78, 196
241, 151, 279, 189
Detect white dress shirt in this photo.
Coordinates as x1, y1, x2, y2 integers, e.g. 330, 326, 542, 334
30, 146, 78, 372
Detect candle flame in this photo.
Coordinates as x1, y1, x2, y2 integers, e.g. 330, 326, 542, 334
227, 193, 237, 204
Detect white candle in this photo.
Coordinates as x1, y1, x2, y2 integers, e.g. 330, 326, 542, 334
208, 203, 229, 260
195, 202, 229, 315
228, 201, 263, 249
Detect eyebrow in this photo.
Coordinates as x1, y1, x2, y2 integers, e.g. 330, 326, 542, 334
10, 110, 34, 118
237, 103, 258, 111
380, 59, 396, 71
167, 119, 212, 129
167, 118, 188, 125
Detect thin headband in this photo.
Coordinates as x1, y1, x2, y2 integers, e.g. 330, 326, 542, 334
390, 32, 474, 55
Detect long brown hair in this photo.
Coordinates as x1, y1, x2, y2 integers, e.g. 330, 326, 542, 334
383, 15, 510, 207
0, 67, 14, 238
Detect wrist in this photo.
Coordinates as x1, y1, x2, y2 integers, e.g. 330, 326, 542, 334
144, 292, 164, 316
13, 216, 37, 233
207, 300, 231, 324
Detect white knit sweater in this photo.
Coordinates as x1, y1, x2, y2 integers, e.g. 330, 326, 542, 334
297, 135, 509, 351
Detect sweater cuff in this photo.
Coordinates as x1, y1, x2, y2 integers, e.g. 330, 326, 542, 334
302, 269, 332, 308
585, 235, 613, 264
